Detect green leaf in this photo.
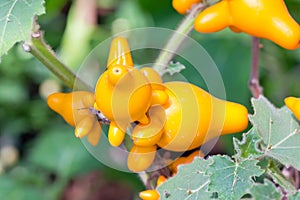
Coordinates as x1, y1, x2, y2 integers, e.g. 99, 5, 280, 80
249, 96, 300, 170
266, 160, 296, 195
0, 0, 45, 58
0, 165, 68, 200
249, 179, 283, 200
288, 191, 300, 200
157, 158, 214, 200
233, 128, 263, 160
207, 155, 264, 200
27, 125, 102, 178
0, 174, 44, 200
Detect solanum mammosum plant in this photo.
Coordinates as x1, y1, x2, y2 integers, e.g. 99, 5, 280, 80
1, 0, 300, 199
48, 36, 248, 173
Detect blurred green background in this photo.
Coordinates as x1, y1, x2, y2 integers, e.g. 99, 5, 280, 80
0, 0, 299, 199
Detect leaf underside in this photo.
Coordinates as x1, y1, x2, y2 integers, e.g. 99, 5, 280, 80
0, 0, 45, 58
249, 96, 300, 170
157, 158, 213, 200
207, 155, 263, 200
249, 179, 283, 200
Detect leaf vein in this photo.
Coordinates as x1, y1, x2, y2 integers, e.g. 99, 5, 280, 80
0, 0, 19, 51
21, 0, 31, 7
0, 1, 10, 9
272, 129, 299, 149
9, 13, 26, 37
266, 117, 272, 151
273, 146, 300, 149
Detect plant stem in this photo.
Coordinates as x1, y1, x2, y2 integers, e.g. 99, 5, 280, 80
294, 169, 299, 189
153, 3, 206, 74
267, 160, 296, 194
282, 167, 300, 190
249, 36, 262, 98
23, 31, 92, 91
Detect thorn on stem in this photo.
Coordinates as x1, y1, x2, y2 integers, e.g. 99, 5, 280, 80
22, 43, 31, 52
282, 167, 300, 189
32, 31, 41, 38
249, 78, 263, 98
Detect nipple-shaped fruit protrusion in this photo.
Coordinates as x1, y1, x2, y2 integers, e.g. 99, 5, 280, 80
132, 106, 166, 147
285, 96, 300, 121
108, 122, 126, 147
94, 37, 153, 147
139, 189, 160, 200
107, 37, 134, 68
47, 92, 101, 146
47, 91, 94, 126
194, 0, 300, 50
140, 67, 169, 105
172, 0, 202, 14
156, 82, 248, 151
75, 115, 95, 138
127, 145, 157, 172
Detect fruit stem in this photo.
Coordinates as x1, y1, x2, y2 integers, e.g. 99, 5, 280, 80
23, 30, 92, 91
153, 3, 206, 74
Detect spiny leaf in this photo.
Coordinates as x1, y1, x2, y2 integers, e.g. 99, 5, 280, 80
288, 191, 300, 200
207, 155, 264, 200
266, 160, 296, 195
249, 179, 283, 200
249, 95, 300, 170
0, 0, 45, 58
233, 127, 263, 160
157, 158, 214, 200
